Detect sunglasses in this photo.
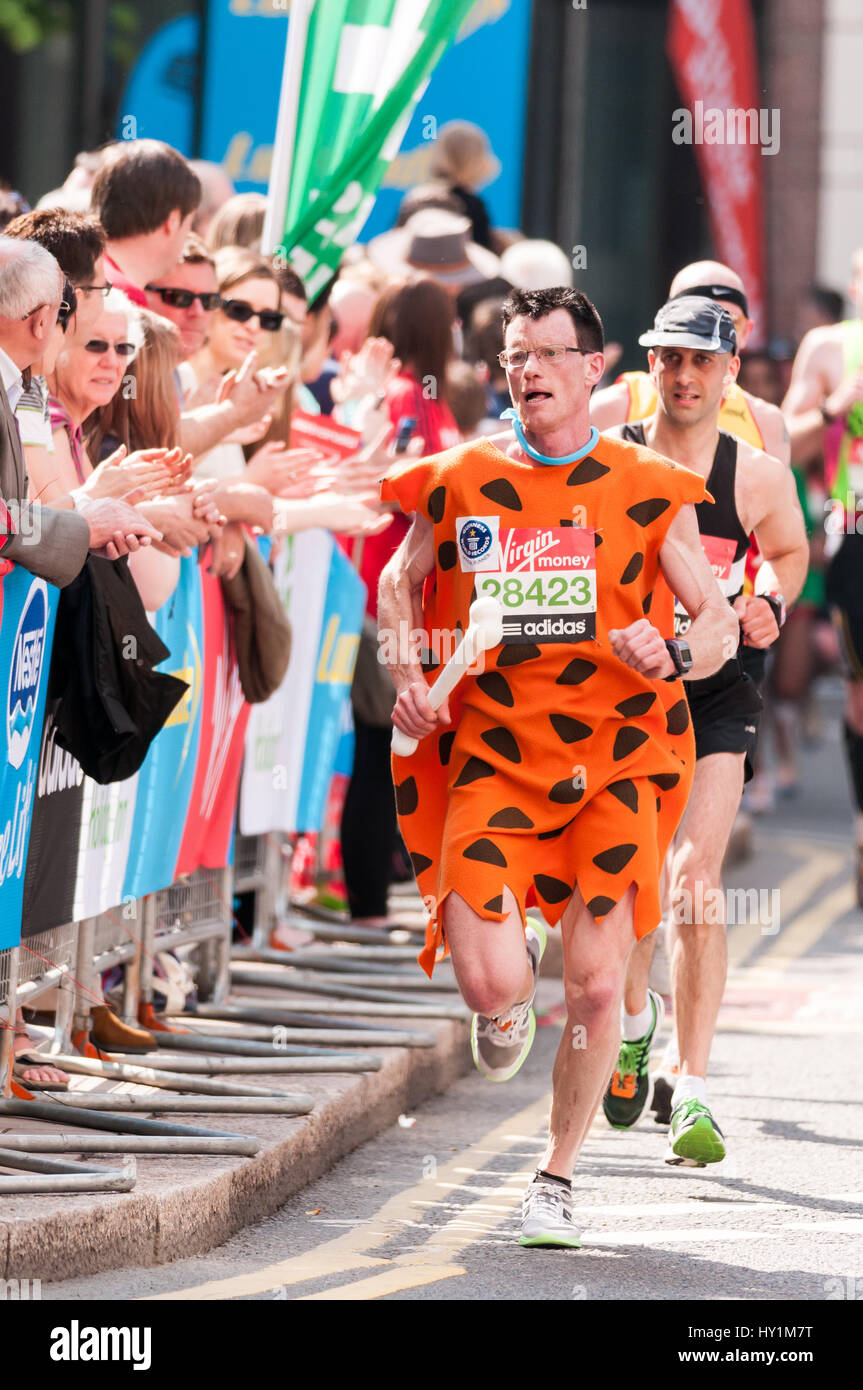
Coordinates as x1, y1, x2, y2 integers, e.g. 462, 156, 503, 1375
220, 297, 284, 332
83, 338, 136, 358
146, 284, 222, 311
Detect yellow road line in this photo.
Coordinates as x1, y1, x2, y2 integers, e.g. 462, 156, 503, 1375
145, 1091, 551, 1301
757, 880, 855, 968
726, 840, 844, 971
300, 1264, 466, 1300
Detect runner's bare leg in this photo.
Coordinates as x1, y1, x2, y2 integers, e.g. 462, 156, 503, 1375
542, 883, 638, 1177
443, 886, 534, 1019
667, 752, 744, 1079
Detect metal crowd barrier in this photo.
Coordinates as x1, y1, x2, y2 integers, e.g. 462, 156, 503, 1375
148, 866, 233, 1005
233, 832, 286, 949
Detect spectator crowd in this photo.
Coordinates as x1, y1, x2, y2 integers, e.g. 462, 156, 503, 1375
0, 122, 844, 1086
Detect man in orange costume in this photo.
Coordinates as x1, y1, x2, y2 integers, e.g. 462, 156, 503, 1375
378, 288, 737, 1247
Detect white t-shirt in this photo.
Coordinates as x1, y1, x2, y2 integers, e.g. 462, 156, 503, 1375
178, 360, 246, 481
15, 374, 54, 451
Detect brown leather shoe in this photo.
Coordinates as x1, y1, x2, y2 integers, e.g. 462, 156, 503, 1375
90, 1004, 156, 1054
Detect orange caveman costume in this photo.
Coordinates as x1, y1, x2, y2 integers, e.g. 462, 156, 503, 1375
381, 431, 709, 977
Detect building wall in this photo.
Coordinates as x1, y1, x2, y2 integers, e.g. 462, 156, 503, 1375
764, 0, 825, 348
817, 0, 863, 297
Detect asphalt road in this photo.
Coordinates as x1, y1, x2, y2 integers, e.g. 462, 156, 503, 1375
42, 681, 863, 1304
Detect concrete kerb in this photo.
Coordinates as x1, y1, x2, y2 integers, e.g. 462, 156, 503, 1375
0, 1008, 471, 1283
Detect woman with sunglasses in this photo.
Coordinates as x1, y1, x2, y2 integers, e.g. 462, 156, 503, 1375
182, 247, 322, 503
28, 290, 175, 503
27, 289, 222, 609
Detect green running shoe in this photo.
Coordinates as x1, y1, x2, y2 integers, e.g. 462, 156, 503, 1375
665, 1098, 726, 1167
602, 988, 665, 1129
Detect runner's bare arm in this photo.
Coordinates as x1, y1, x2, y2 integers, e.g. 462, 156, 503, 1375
749, 454, 809, 605
378, 513, 447, 738
589, 380, 630, 430
781, 328, 836, 464
750, 397, 791, 467
658, 502, 740, 679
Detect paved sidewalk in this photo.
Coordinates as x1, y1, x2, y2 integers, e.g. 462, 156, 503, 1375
0, 916, 471, 1283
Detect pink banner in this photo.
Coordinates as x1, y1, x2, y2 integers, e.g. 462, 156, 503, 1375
174, 565, 250, 875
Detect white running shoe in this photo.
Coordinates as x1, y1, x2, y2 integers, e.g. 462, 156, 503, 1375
470, 916, 546, 1083
520, 1174, 582, 1248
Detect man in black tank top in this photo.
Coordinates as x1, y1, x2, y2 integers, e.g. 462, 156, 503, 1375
599, 298, 808, 1167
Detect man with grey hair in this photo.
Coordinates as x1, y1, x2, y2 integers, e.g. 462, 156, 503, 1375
0, 235, 161, 586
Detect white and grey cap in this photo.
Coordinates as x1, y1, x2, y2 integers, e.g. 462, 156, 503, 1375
638, 296, 737, 354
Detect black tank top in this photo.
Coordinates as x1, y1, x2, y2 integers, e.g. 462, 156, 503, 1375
622, 423, 752, 693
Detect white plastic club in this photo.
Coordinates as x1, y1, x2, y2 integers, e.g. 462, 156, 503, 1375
391, 596, 505, 758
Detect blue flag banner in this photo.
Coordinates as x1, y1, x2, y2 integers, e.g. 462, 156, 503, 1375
0, 570, 58, 950
296, 543, 365, 833
123, 556, 204, 900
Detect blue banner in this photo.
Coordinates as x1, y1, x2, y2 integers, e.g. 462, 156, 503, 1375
119, 1, 532, 241
123, 556, 204, 900
295, 544, 365, 833
0, 570, 58, 950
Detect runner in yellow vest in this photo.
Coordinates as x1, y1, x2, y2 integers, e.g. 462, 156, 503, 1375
783, 248, 863, 903
591, 260, 790, 470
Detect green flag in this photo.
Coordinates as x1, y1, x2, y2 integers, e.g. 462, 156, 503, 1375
263, 0, 476, 298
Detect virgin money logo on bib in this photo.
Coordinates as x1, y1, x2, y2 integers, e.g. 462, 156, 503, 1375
7, 579, 47, 770
456, 516, 500, 572
475, 527, 597, 643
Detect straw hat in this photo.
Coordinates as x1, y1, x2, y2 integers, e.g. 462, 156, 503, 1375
366, 208, 501, 289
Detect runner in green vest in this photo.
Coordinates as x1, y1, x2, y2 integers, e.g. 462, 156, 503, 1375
783, 250, 863, 904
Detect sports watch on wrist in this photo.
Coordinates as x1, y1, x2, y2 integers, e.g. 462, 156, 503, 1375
663, 638, 693, 680
761, 593, 786, 629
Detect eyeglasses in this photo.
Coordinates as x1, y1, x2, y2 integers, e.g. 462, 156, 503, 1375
220, 297, 284, 332
77, 281, 113, 298
21, 300, 69, 323
146, 285, 222, 311
83, 338, 136, 358
498, 344, 593, 370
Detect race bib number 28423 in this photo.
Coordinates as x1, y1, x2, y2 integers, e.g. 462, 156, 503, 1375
474, 526, 597, 643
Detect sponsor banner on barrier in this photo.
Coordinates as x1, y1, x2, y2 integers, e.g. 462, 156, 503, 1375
123, 555, 204, 900
175, 563, 250, 875
73, 771, 138, 922
295, 542, 364, 832
21, 697, 85, 938
0, 570, 58, 951
239, 529, 332, 835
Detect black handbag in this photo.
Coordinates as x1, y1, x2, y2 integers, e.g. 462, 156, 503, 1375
51, 556, 188, 783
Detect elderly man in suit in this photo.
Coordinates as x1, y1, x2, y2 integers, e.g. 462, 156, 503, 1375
0, 235, 161, 585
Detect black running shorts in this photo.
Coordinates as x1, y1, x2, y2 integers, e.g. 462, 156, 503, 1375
826, 532, 863, 682
684, 671, 763, 783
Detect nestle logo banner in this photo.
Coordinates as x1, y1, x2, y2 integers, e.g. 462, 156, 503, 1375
7, 579, 47, 772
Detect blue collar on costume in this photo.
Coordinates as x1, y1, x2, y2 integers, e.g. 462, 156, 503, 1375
501, 409, 599, 466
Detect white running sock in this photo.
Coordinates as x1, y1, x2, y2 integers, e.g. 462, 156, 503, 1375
671, 1074, 708, 1109
622, 996, 654, 1041
658, 1034, 680, 1074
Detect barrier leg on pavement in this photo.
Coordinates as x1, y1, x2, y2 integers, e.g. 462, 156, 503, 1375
41, 1052, 298, 1097
10, 1094, 313, 1116
0, 1133, 259, 1157
0, 1151, 136, 1194
165, 1015, 436, 1048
